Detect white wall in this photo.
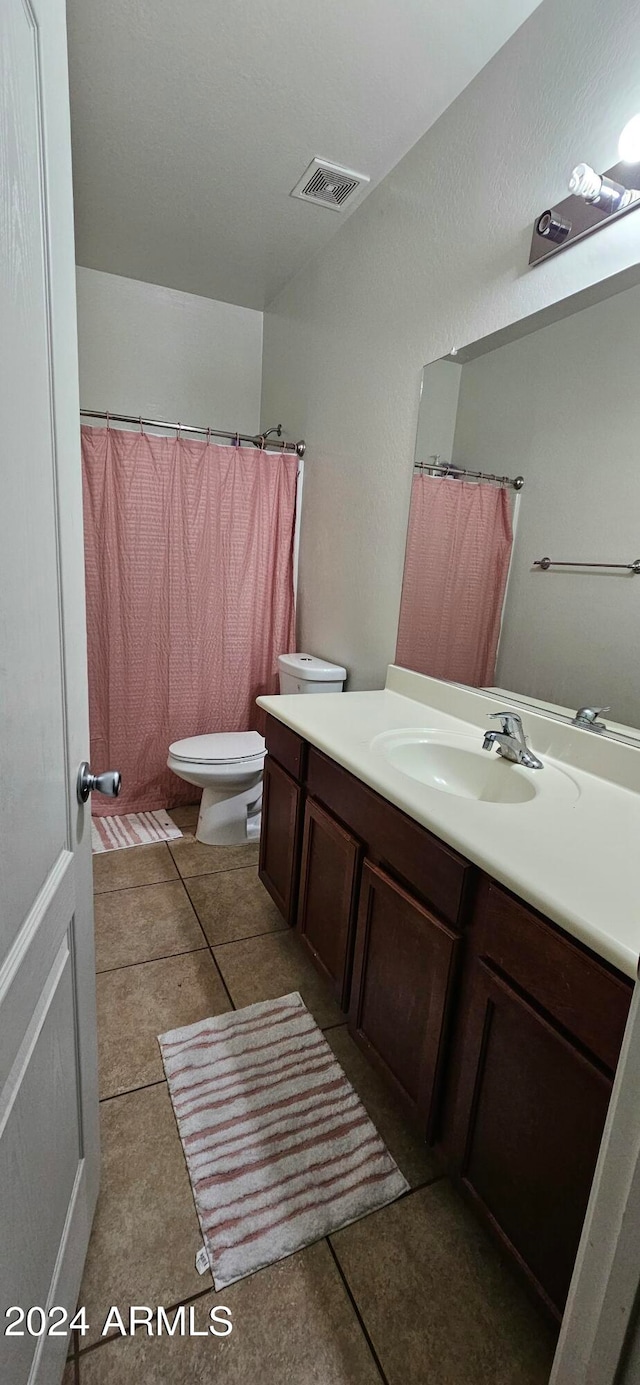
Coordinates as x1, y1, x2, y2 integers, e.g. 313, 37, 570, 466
261, 0, 640, 690
76, 267, 263, 431
450, 281, 640, 727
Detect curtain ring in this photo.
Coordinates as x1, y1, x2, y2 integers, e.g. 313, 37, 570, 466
259, 434, 265, 451
235, 432, 240, 448
177, 422, 181, 440
206, 426, 211, 445
106, 410, 110, 430
139, 415, 143, 434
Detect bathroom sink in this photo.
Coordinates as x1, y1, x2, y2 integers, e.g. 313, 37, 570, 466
370, 730, 579, 804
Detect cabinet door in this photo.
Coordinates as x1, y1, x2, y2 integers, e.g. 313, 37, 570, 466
349, 862, 459, 1136
451, 959, 612, 1318
258, 756, 303, 924
297, 798, 362, 1010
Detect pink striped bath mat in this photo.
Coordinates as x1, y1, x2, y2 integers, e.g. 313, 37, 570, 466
91, 810, 182, 853
159, 992, 409, 1288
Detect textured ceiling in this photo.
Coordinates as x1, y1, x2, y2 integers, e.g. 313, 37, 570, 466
67, 0, 541, 310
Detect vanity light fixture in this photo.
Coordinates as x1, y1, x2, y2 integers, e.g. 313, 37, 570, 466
530, 116, 640, 265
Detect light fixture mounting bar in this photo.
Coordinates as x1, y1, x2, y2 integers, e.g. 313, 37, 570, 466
530, 158, 640, 265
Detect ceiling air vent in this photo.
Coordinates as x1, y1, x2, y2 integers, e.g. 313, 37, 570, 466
290, 159, 370, 212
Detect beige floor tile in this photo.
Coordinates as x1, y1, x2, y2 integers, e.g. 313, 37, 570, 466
78, 1084, 209, 1348
213, 929, 343, 1029
94, 881, 205, 971
167, 801, 201, 833
96, 950, 230, 1098
325, 1025, 441, 1188
186, 867, 285, 945
78, 1241, 380, 1384
93, 843, 178, 894
169, 835, 260, 878
331, 1181, 557, 1385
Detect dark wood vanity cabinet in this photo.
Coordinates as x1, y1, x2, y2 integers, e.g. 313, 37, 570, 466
259, 715, 633, 1318
349, 862, 459, 1136
296, 797, 362, 1009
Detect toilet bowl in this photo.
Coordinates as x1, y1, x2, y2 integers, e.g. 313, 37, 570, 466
167, 731, 266, 846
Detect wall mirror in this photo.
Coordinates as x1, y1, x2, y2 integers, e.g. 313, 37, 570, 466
396, 267, 640, 743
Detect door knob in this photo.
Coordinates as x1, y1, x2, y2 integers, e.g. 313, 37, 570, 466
77, 762, 122, 804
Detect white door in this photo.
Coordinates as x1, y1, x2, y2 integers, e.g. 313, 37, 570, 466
1, 1, 101, 1382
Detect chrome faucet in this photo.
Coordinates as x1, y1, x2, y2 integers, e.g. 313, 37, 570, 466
482, 712, 543, 769
571, 705, 610, 733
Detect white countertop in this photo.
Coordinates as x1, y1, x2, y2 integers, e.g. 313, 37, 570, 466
258, 666, 640, 980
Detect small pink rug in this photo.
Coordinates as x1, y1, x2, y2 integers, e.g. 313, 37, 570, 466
91, 810, 182, 853
159, 992, 409, 1289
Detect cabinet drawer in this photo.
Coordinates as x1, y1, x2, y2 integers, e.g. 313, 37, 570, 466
264, 714, 307, 782
307, 747, 473, 927
472, 879, 631, 1072
297, 798, 362, 1010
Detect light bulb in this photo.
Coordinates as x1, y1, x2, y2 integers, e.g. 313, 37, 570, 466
569, 163, 601, 200
618, 114, 640, 162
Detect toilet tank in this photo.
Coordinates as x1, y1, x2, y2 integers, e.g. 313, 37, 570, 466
277, 653, 347, 695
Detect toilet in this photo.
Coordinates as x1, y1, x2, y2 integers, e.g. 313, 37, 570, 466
167, 731, 266, 846
167, 653, 347, 846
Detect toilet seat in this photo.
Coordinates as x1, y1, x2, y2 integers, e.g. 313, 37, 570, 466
168, 730, 265, 766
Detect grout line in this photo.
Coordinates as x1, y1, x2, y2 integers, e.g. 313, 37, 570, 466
76, 1333, 120, 1360
181, 888, 237, 1010
159, 1284, 214, 1314
325, 1239, 390, 1385
71, 1327, 80, 1382
175, 862, 261, 882
92, 875, 186, 897
92, 859, 258, 897
206, 946, 236, 1011
77, 1285, 215, 1359
183, 887, 223, 958
321, 1020, 348, 1033
96, 944, 208, 976
397, 1172, 446, 1198
99, 1077, 166, 1105
207, 925, 288, 950
93, 875, 179, 896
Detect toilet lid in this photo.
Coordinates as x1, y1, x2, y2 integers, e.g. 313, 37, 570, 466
169, 731, 266, 765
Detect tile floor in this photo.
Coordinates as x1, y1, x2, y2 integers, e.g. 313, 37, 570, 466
68, 803, 557, 1383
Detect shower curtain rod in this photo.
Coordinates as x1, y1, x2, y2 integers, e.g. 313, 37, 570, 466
80, 408, 306, 458
415, 459, 524, 490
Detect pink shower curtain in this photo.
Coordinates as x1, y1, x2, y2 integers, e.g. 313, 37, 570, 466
395, 475, 513, 686
82, 426, 297, 814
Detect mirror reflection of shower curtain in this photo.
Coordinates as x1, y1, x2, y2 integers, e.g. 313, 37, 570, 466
82, 426, 297, 815
395, 474, 513, 686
